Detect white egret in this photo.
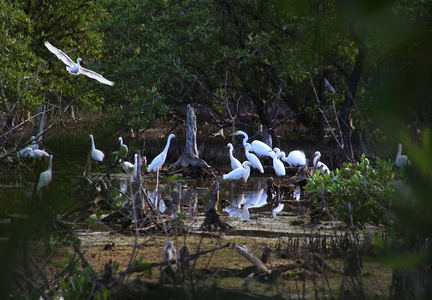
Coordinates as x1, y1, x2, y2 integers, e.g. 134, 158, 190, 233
148, 134, 176, 172
395, 143, 410, 167
313, 151, 330, 174
232, 130, 274, 157
118, 137, 129, 158
18, 136, 39, 157
44, 41, 115, 86
27, 148, 49, 159
270, 148, 286, 176
278, 149, 307, 166
226, 143, 242, 170
121, 154, 138, 176
244, 143, 264, 173
37, 155, 53, 191
223, 161, 252, 182
90, 134, 105, 161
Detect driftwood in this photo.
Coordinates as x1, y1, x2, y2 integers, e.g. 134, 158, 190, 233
173, 104, 212, 176
200, 181, 233, 230
234, 244, 271, 275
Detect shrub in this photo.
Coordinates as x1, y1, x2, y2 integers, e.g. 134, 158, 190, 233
305, 154, 395, 229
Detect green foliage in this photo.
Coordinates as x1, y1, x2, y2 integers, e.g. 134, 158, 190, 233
305, 154, 395, 228
58, 251, 109, 300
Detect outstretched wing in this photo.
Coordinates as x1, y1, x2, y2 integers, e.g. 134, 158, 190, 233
78, 67, 115, 86
44, 41, 75, 67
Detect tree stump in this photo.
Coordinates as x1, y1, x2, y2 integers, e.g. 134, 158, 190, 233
200, 181, 232, 230
174, 104, 211, 177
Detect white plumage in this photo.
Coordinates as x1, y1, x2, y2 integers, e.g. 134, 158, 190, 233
244, 143, 264, 173
90, 134, 105, 162
226, 143, 242, 170
223, 161, 252, 182
270, 148, 286, 176
395, 143, 410, 167
44, 41, 115, 86
148, 134, 176, 172
278, 149, 307, 166
313, 151, 330, 174
37, 155, 53, 191
233, 130, 274, 157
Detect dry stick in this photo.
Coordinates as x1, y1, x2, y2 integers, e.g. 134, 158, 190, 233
0, 99, 76, 161
120, 242, 231, 276
234, 244, 271, 274
307, 73, 350, 161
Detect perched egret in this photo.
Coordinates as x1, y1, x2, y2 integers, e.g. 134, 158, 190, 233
223, 161, 252, 182
313, 151, 330, 174
278, 149, 307, 166
232, 130, 274, 157
44, 41, 115, 86
27, 148, 49, 159
118, 137, 129, 159
90, 134, 105, 161
148, 134, 176, 172
244, 143, 264, 173
270, 148, 286, 176
395, 143, 410, 167
226, 143, 242, 170
37, 155, 53, 191
121, 154, 138, 177
18, 136, 39, 157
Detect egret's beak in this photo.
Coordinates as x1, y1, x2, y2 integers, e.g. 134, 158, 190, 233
228, 132, 237, 136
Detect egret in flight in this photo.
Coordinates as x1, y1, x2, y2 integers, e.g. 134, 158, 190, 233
278, 149, 307, 166
313, 151, 330, 174
90, 134, 105, 161
395, 143, 410, 167
223, 161, 252, 183
226, 143, 242, 170
44, 41, 115, 86
37, 155, 53, 191
244, 143, 264, 173
231, 130, 274, 157
148, 134, 176, 172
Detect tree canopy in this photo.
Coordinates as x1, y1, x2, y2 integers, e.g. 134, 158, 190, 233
2, 0, 432, 151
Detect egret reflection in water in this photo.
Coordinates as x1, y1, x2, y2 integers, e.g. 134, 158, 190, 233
223, 188, 268, 219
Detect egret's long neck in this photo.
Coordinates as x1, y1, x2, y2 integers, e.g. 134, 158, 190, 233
313, 155, 319, 167
48, 156, 53, 171
164, 136, 173, 153
397, 144, 402, 157
91, 137, 96, 150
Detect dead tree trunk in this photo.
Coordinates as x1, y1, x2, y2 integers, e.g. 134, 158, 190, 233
200, 181, 232, 230
174, 104, 211, 176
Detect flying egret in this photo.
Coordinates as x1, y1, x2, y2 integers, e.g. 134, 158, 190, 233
244, 143, 264, 173
231, 130, 274, 157
270, 148, 286, 176
395, 143, 410, 167
44, 41, 115, 86
90, 134, 105, 161
18, 136, 39, 157
313, 151, 330, 174
27, 148, 49, 159
148, 134, 176, 172
37, 155, 53, 191
278, 149, 307, 166
223, 161, 252, 182
226, 143, 242, 170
